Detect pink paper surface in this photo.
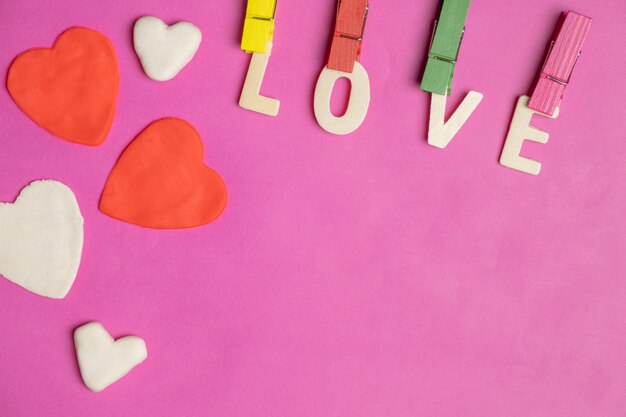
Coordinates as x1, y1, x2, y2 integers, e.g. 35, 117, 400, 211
1, 1, 625, 416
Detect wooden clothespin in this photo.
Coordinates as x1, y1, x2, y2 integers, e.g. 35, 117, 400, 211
420, 0, 482, 149
328, 0, 369, 74
314, 0, 371, 135
528, 11, 592, 116
241, 0, 276, 54
421, 0, 470, 96
500, 11, 592, 175
239, 0, 280, 116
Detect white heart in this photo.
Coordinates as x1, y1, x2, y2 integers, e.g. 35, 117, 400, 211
74, 322, 148, 392
134, 16, 202, 81
0, 180, 84, 299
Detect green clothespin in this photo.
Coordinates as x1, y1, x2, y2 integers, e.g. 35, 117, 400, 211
420, 0, 471, 96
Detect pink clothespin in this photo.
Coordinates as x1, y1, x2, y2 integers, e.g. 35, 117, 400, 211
528, 11, 592, 116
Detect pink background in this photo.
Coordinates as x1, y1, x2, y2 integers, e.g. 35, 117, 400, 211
1, 0, 625, 416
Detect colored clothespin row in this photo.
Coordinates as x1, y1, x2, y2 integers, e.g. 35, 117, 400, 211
239, 0, 280, 116
527, 11, 592, 116
420, 0, 482, 149
500, 11, 592, 175
241, 0, 276, 53
421, 0, 470, 96
314, 0, 371, 135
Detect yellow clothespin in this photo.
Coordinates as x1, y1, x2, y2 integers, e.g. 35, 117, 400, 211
241, 0, 276, 53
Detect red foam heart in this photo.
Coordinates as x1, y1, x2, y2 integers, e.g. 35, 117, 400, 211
99, 118, 228, 229
7, 27, 119, 146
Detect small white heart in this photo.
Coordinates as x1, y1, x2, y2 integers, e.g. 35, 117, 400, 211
0, 180, 84, 299
134, 16, 202, 81
74, 322, 148, 392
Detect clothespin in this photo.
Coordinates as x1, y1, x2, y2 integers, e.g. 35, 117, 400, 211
528, 11, 592, 116
327, 0, 369, 74
420, 0, 470, 96
241, 0, 277, 54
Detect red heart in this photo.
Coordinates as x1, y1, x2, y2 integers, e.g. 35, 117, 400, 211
7, 27, 119, 146
99, 118, 227, 229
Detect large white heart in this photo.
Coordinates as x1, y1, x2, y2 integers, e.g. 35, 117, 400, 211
0, 180, 84, 299
134, 16, 202, 81
74, 321, 148, 392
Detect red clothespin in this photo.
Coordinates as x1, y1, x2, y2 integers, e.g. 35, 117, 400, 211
327, 0, 369, 73
528, 11, 592, 116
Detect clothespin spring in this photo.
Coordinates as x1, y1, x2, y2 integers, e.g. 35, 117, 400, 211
426, 20, 465, 65
250, 1, 277, 22
539, 40, 582, 87
335, 0, 369, 41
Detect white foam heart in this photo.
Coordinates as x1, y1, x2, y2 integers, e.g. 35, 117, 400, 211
74, 322, 148, 392
0, 180, 84, 298
134, 16, 202, 81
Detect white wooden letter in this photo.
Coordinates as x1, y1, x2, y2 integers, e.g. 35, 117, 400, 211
313, 61, 370, 135
428, 91, 483, 148
500, 95, 559, 175
239, 41, 280, 116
